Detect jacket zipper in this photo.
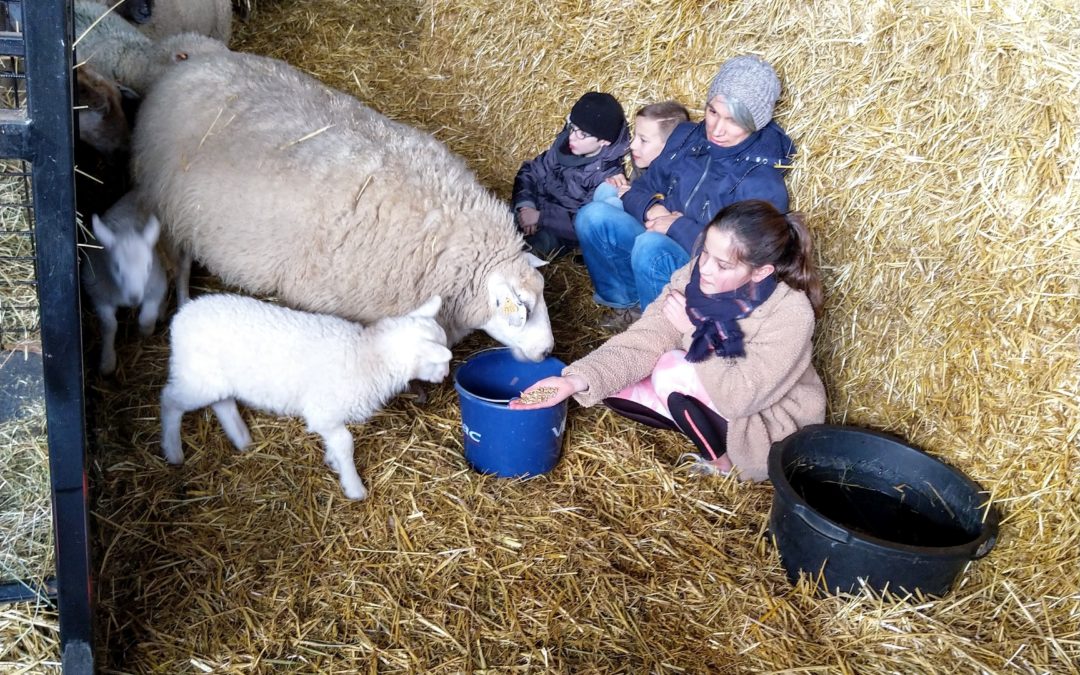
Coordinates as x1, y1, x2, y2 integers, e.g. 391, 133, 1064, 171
683, 154, 712, 214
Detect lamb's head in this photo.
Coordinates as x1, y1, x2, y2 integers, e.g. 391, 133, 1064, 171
91, 212, 160, 306
389, 296, 454, 384
479, 252, 554, 363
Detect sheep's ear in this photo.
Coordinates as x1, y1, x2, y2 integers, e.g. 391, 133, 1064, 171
490, 280, 527, 328
142, 214, 161, 246
409, 295, 442, 319
91, 214, 115, 248
523, 252, 547, 268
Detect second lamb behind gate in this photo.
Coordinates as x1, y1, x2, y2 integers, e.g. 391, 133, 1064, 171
160, 295, 453, 501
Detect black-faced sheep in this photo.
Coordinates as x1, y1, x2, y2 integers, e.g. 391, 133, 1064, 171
132, 50, 555, 362
160, 295, 453, 500
74, 0, 227, 95
80, 192, 168, 375
110, 0, 154, 25
75, 64, 137, 217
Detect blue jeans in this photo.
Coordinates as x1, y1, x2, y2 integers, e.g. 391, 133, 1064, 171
575, 200, 690, 309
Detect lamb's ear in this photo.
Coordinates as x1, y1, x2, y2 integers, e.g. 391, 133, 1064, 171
524, 252, 548, 268
409, 295, 442, 319
91, 214, 115, 248
142, 214, 161, 246
430, 344, 453, 362
490, 280, 527, 328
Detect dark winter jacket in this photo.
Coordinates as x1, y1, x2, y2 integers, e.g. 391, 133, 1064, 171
512, 123, 631, 241
621, 120, 795, 253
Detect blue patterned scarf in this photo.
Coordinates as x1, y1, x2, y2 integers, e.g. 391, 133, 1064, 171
684, 266, 777, 362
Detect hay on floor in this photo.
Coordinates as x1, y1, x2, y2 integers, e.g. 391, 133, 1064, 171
3, 0, 1079, 670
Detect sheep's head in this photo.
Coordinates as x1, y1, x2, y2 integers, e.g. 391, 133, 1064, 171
76, 66, 132, 160
479, 253, 554, 363
112, 0, 153, 25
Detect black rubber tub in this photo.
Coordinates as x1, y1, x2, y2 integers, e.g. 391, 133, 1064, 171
768, 425, 999, 596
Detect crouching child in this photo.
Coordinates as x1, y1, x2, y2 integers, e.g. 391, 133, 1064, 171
160, 295, 453, 500
512, 91, 630, 259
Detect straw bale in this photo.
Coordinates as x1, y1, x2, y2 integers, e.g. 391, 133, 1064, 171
0, 602, 60, 673
0, 396, 52, 584
1, 0, 1078, 670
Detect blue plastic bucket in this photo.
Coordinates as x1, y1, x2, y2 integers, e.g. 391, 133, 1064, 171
454, 348, 567, 477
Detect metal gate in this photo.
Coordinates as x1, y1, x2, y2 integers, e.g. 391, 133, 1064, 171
0, 0, 93, 672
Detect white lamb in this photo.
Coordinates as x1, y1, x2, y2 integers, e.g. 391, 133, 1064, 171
75, 0, 227, 95
80, 192, 168, 375
160, 294, 453, 501
132, 49, 554, 364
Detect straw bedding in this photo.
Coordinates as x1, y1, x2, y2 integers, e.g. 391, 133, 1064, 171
3, 0, 1078, 671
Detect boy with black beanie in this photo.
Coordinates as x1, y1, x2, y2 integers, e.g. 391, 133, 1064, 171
512, 91, 630, 258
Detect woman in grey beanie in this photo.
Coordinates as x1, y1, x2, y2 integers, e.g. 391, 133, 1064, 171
575, 54, 796, 328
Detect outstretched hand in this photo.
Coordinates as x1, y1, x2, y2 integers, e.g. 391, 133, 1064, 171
508, 375, 586, 410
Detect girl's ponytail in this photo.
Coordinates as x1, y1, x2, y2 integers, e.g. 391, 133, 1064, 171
778, 211, 824, 318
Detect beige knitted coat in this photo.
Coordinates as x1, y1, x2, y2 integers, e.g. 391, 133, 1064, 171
565, 265, 826, 481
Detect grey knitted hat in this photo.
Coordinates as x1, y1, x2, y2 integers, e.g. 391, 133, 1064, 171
706, 55, 781, 132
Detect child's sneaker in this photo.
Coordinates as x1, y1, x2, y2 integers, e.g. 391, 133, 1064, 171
598, 306, 641, 332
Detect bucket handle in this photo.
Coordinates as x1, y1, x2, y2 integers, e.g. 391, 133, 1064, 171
792, 502, 852, 544
972, 533, 997, 560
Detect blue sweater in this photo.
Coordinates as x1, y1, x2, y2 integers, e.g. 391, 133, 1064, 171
621, 120, 795, 253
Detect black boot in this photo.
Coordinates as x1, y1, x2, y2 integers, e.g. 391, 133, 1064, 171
666, 393, 729, 469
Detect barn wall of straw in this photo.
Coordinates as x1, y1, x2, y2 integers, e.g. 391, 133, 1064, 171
39, 0, 1076, 671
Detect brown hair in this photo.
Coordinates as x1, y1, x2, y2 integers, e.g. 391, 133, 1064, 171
707, 200, 824, 317
635, 100, 690, 138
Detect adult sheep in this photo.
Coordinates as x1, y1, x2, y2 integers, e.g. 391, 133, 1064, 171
132, 50, 554, 362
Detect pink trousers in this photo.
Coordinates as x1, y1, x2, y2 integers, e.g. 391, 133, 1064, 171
609, 350, 721, 422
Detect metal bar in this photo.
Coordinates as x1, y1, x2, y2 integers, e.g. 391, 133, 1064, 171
0, 577, 58, 604
0, 110, 30, 158
21, 0, 94, 672
0, 32, 24, 57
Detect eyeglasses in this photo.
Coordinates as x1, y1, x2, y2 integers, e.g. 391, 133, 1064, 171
568, 123, 595, 140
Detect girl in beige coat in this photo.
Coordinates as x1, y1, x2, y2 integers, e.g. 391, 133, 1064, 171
511, 200, 826, 480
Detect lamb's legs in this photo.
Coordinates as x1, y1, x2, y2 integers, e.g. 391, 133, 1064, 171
210, 399, 252, 451
95, 304, 119, 375
137, 292, 164, 337
160, 385, 189, 464
312, 423, 367, 501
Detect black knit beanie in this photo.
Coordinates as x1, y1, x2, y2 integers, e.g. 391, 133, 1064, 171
569, 92, 626, 143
